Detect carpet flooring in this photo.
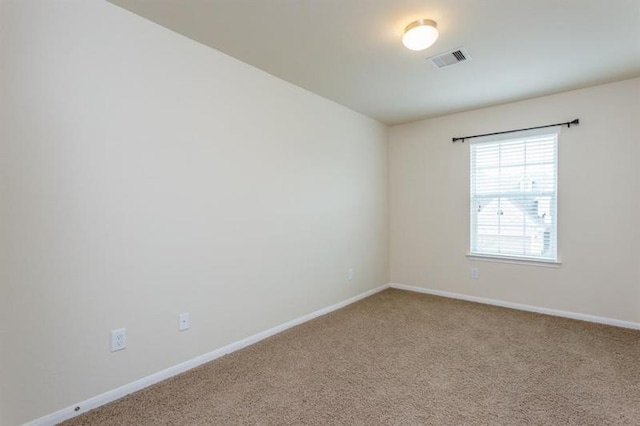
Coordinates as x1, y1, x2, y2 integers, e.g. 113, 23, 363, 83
62, 289, 640, 425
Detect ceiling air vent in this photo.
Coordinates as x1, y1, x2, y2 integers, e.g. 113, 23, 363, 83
428, 47, 471, 68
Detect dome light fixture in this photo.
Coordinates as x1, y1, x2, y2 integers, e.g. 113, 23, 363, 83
402, 19, 439, 51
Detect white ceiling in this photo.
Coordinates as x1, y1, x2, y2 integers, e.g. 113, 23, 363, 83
109, 0, 640, 125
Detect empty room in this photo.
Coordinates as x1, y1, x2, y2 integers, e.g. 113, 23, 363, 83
1, 0, 639, 425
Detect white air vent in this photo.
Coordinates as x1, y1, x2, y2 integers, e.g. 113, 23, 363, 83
428, 47, 471, 68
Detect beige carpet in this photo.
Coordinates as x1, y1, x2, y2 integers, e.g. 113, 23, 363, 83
63, 289, 640, 425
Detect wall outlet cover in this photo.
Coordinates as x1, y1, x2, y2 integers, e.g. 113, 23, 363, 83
111, 328, 127, 352
179, 312, 190, 331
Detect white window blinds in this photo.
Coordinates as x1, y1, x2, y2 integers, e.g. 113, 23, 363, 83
470, 128, 558, 261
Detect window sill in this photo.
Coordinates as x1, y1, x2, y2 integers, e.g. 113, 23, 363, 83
466, 253, 561, 268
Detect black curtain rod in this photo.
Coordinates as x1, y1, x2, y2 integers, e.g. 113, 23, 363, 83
452, 119, 579, 143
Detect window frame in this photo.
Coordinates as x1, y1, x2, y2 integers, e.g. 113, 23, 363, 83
468, 127, 561, 266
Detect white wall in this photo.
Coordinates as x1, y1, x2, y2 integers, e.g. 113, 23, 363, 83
390, 78, 640, 324
0, 1, 389, 424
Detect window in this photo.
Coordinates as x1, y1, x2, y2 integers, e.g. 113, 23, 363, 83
470, 128, 558, 262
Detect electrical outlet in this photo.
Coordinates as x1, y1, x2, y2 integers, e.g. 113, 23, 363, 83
111, 328, 127, 352
471, 267, 479, 280
179, 312, 190, 331
348, 268, 354, 281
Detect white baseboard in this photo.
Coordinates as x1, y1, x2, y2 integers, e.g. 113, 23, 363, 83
26, 282, 638, 425
25, 284, 390, 426
390, 283, 640, 330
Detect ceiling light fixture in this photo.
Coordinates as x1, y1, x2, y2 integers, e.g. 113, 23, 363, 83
402, 19, 439, 51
